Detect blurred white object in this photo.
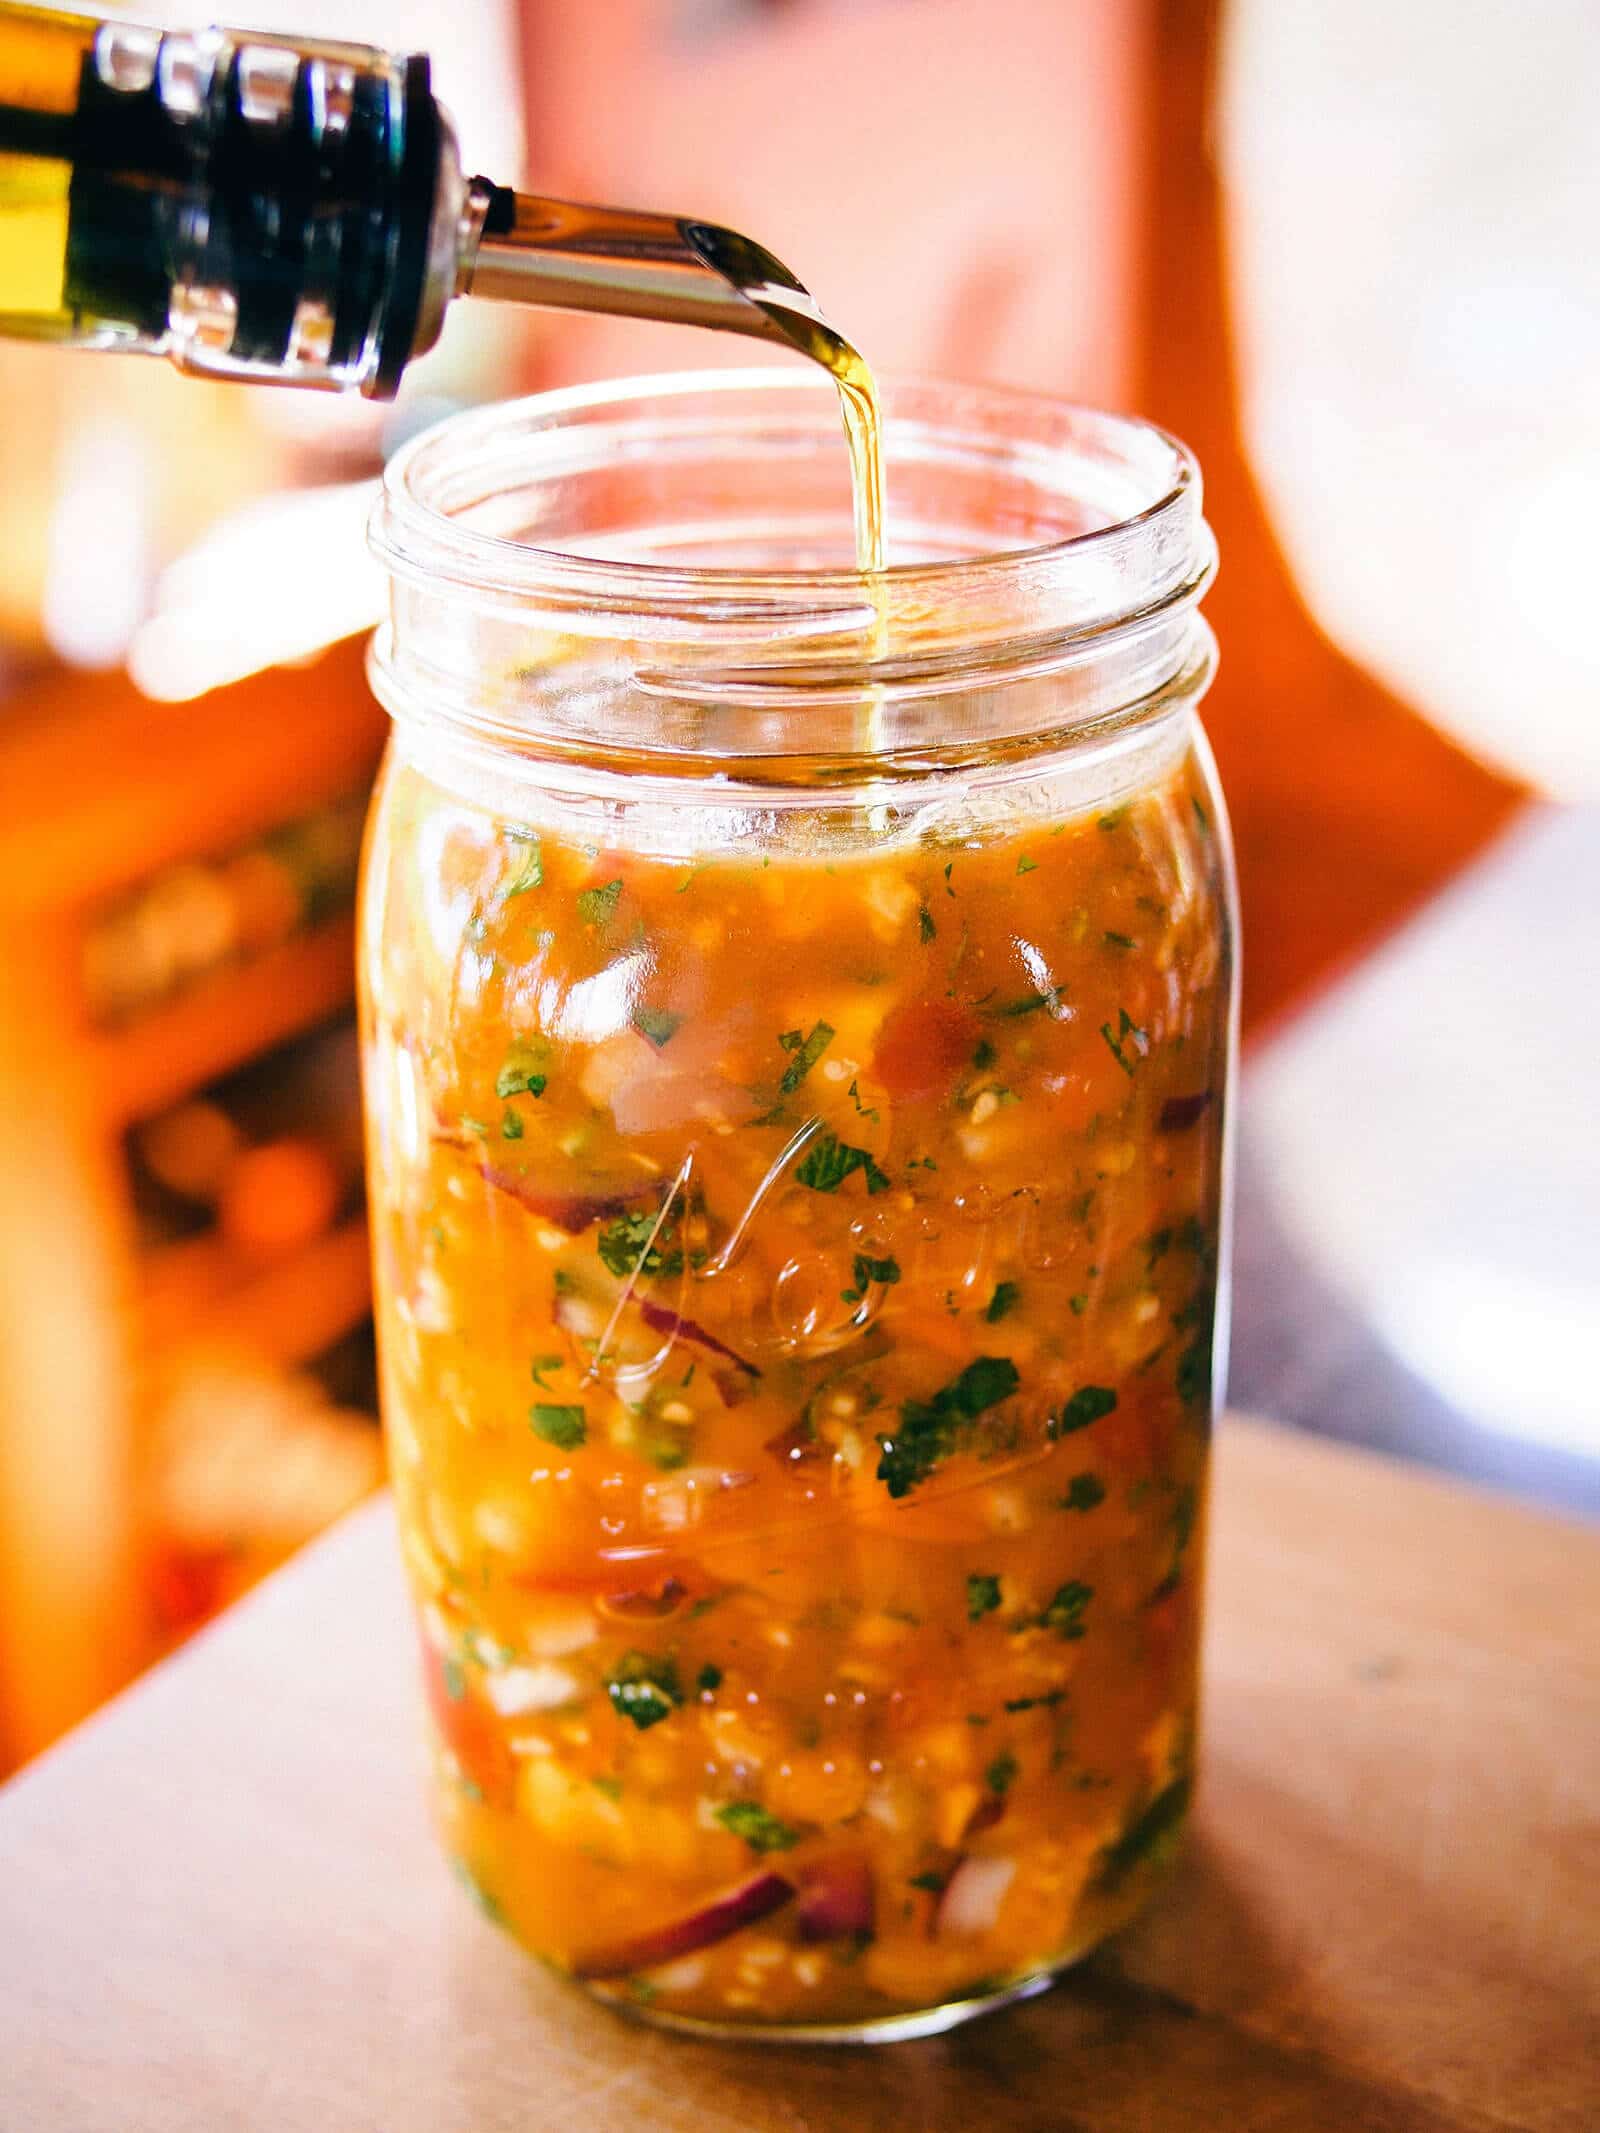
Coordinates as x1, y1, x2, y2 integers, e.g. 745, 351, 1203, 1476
1224, 0, 1600, 797
1240, 807, 1600, 1473
127, 481, 383, 702
42, 418, 156, 668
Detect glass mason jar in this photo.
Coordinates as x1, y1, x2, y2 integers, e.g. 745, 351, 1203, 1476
361, 371, 1233, 2042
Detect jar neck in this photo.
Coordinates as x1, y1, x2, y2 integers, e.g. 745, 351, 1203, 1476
368, 373, 1217, 783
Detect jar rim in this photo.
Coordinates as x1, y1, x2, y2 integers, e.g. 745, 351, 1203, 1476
367, 370, 1215, 775
372, 368, 1203, 622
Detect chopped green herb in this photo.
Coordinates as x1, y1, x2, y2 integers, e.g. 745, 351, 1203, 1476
1103, 931, 1135, 950
918, 905, 938, 942
908, 1869, 947, 1892
1049, 1385, 1117, 1437
696, 1663, 723, 1696
495, 1048, 548, 1100
597, 1207, 684, 1280
841, 1252, 901, 1305
459, 1115, 491, 1137
1016, 854, 1038, 876
531, 1403, 586, 1450
845, 1077, 880, 1122
967, 1572, 1003, 1621
715, 1800, 801, 1853
1059, 1472, 1107, 1514
576, 878, 623, 926
440, 1654, 467, 1704
1098, 807, 1128, 831
1040, 1580, 1094, 1640
1176, 1306, 1214, 1408
502, 836, 544, 897
972, 1037, 997, 1071
529, 1354, 564, 1389
500, 1108, 524, 1140
1069, 1293, 1089, 1315
632, 1005, 682, 1048
591, 1775, 623, 1801
1192, 795, 1210, 835
985, 1280, 1022, 1323
993, 988, 1061, 1019
605, 1651, 682, 1730
1004, 1690, 1066, 1713
876, 1355, 1021, 1498
1100, 1007, 1149, 1078
1096, 1776, 1192, 1886
985, 1749, 1019, 1795
796, 1130, 891, 1197
779, 1019, 835, 1095
943, 860, 957, 898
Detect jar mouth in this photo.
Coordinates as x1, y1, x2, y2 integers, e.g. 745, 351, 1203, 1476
368, 370, 1215, 771
373, 368, 1201, 618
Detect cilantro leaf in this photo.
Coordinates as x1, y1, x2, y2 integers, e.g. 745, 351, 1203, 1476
985, 1749, 1019, 1794
796, 1130, 891, 1196
1096, 1776, 1191, 1887
1048, 1385, 1117, 1437
597, 1208, 684, 1280
1016, 855, 1038, 876
605, 1651, 682, 1730
1100, 1006, 1149, 1078
529, 1353, 564, 1388
577, 878, 623, 926
779, 1019, 835, 1095
632, 1006, 682, 1048
696, 1663, 723, 1696
1059, 1472, 1107, 1513
967, 1572, 1002, 1621
845, 1077, 880, 1122
918, 905, 937, 942
875, 1355, 1020, 1498
1039, 1580, 1094, 1640
841, 1251, 901, 1304
985, 1280, 1021, 1323
495, 1046, 548, 1100
715, 1800, 801, 1853
992, 987, 1063, 1019
531, 1403, 586, 1450
502, 835, 543, 897
501, 1108, 524, 1140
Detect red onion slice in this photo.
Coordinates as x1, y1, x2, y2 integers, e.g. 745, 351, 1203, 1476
796, 1854, 876, 1942
479, 1165, 647, 1233
637, 1299, 760, 1378
572, 1870, 796, 1980
1157, 1091, 1212, 1133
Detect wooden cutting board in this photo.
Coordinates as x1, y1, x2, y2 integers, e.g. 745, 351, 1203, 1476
1, 1416, 1595, 2131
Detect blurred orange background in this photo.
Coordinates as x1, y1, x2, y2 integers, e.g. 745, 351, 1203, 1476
3, 0, 1594, 1770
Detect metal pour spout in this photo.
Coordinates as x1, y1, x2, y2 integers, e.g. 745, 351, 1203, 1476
457, 183, 858, 371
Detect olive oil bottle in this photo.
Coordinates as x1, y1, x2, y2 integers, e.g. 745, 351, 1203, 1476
0, 2, 885, 568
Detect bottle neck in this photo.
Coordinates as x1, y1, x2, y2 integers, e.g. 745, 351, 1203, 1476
40, 14, 455, 395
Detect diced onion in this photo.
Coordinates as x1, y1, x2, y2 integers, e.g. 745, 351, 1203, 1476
937, 1855, 1016, 1937
482, 1663, 581, 1716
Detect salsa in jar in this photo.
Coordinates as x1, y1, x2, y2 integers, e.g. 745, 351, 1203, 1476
362, 374, 1230, 2039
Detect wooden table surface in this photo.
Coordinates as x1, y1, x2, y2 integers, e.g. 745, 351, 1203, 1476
2, 1416, 1596, 2133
